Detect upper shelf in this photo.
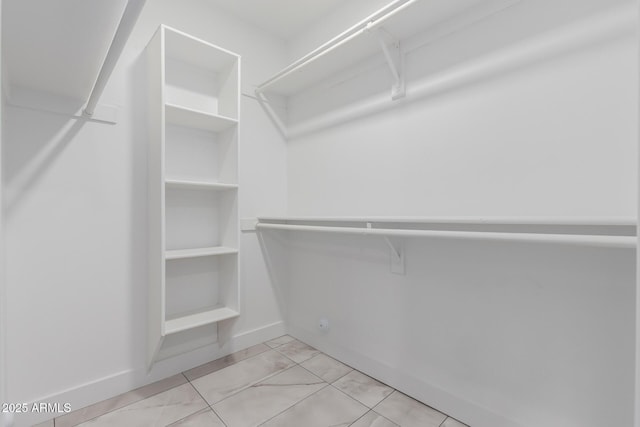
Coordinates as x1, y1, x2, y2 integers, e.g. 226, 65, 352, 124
165, 103, 238, 132
255, 0, 514, 97
164, 25, 239, 73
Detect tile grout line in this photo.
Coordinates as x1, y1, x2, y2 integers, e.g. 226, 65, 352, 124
61, 336, 446, 427
255, 383, 331, 426
165, 408, 212, 427
197, 357, 298, 408
212, 350, 327, 426
346, 409, 400, 427
182, 374, 229, 427
347, 410, 372, 427
54, 340, 288, 427
326, 366, 396, 411
328, 380, 386, 410
348, 392, 400, 427
254, 376, 373, 427
205, 338, 328, 427
183, 343, 308, 415
295, 358, 353, 385
236, 361, 330, 427
260, 338, 327, 425
273, 340, 387, 425
184, 344, 272, 382
363, 385, 397, 411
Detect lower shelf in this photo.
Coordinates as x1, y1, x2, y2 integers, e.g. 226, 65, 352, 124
165, 306, 240, 335
165, 246, 238, 260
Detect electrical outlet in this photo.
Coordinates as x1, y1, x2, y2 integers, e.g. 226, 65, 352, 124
318, 318, 329, 331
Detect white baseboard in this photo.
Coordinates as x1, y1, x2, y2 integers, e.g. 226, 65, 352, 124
288, 324, 520, 427
13, 321, 285, 427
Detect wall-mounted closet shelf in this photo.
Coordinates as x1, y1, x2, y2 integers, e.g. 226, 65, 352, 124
256, 217, 636, 249
255, 0, 414, 97
165, 306, 240, 335
255, 0, 518, 98
165, 247, 238, 260
165, 179, 238, 191
165, 103, 238, 132
84, 0, 147, 116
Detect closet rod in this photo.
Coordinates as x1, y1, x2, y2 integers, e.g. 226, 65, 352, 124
255, 0, 419, 94
83, 0, 146, 116
258, 216, 636, 226
256, 223, 636, 249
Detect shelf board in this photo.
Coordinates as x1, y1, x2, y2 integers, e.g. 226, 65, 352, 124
163, 25, 239, 73
257, 0, 516, 96
165, 246, 238, 260
165, 103, 238, 132
165, 306, 239, 335
255, 217, 637, 249
256, 216, 637, 227
165, 179, 238, 191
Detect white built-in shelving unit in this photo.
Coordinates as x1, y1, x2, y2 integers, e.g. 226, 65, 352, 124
147, 25, 240, 366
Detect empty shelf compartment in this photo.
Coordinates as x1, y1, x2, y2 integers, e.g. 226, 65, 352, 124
165, 306, 239, 335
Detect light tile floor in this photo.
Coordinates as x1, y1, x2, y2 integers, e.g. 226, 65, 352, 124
35, 336, 469, 427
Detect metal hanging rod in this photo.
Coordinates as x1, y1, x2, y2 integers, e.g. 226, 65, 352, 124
255, 222, 636, 249
83, 0, 147, 116
255, 0, 419, 94
257, 216, 637, 226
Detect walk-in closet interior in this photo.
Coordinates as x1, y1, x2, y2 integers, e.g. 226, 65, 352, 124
0, 0, 638, 426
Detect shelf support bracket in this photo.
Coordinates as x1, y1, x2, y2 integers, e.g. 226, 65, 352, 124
367, 222, 404, 274
383, 236, 405, 275
369, 26, 405, 100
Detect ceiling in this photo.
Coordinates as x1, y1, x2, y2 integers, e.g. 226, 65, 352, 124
3, 0, 629, 103
3, 0, 128, 101
206, 0, 344, 40
1, 0, 345, 102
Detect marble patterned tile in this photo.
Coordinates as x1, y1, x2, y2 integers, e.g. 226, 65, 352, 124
55, 374, 187, 427
300, 353, 352, 383
373, 391, 447, 427
77, 383, 207, 426
274, 340, 320, 363
261, 385, 368, 427
167, 408, 226, 426
191, 349, 296, 405
32, 420, 54, 427
265, 335, 296, 349
213, 366, 326, 427
441, 417, 470, 427
332, 370, 394, 408
184, 343, 270, 381
350, 411, 399, 427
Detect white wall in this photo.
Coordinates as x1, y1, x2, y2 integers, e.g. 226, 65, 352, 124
287, 1, 637, 216
280, 234, 635, 427
274, 1, 638, 426
2, 1, 287, 425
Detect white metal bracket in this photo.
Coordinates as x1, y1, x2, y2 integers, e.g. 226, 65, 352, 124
383, 236, 405, 274
367, 223, 405, 274
368, 26, 405, 100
